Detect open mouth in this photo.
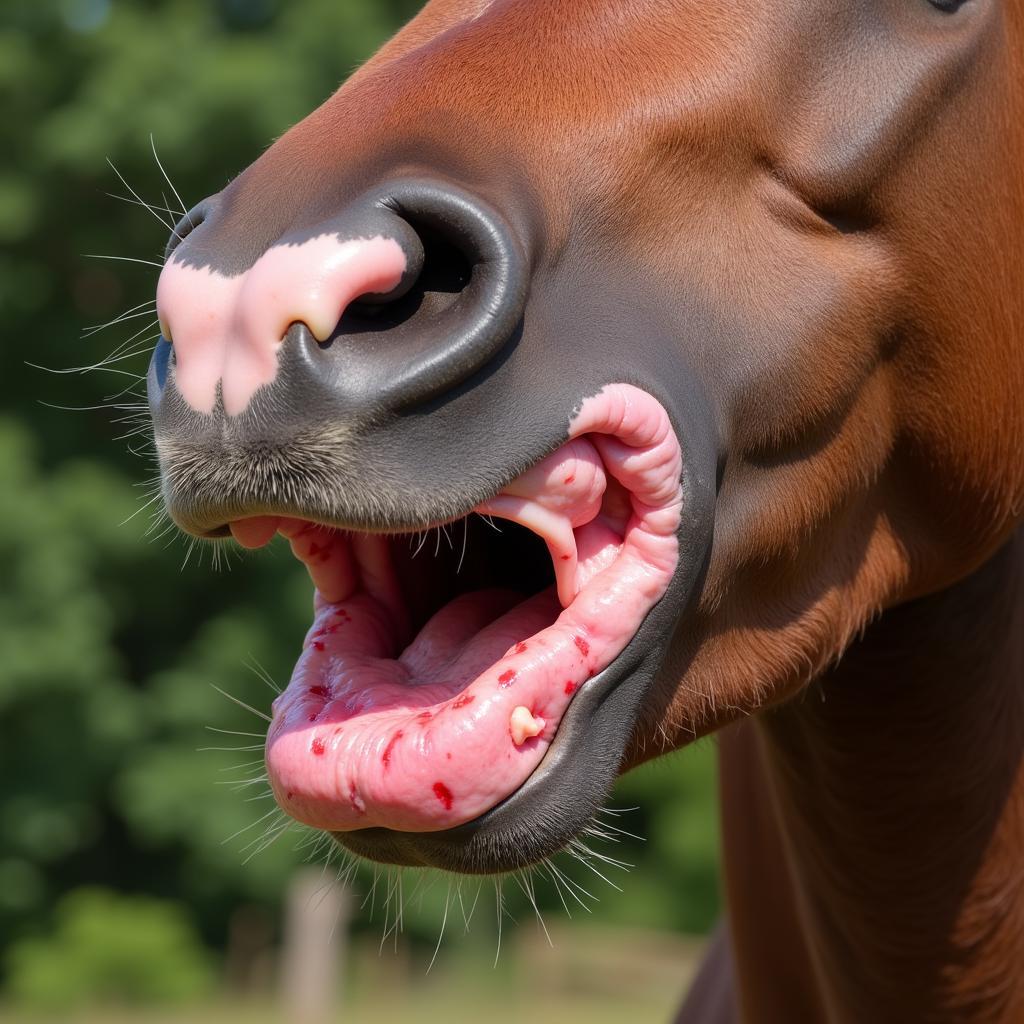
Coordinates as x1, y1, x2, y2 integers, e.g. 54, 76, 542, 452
233, 385, 683, 835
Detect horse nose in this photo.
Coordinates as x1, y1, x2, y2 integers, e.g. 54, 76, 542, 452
151, 180, 528, 417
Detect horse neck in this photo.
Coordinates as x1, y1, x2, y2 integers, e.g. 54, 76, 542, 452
760, 525, 1024, 1021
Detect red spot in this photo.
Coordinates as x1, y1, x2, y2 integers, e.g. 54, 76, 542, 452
451, 694, 476, 709
433, 781, 454, 810
573, 635, 590, 657
498, 670, 517, 687
286, 791, 294, 800
560, 554, 571, 561
416, 710, 434, 723
446, 753, 452, 760
307, 542, 322, 559
333, 609, 352, 622
564, 473, 575, 484
565, 680, 577, 695
308, 685, 330, 698
307, 714, 317, 722
513, 641, 529, 655
311, 737, 326, 756
381, 730, 403, 768
311, 641, 325, 652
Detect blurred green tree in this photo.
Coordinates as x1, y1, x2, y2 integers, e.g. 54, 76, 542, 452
6, 887, 215, 1010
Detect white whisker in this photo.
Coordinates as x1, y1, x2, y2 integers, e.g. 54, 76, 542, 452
106, 157, 173, 233
221, 806, 282, 846
209, 684, 272, 722
82, 253, 164, 269
150, 134, 192, 227
426, 883, 451, 973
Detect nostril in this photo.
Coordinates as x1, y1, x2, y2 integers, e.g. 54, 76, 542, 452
153, 179, 525, 418
329, 221, 474, 341
397, 222, 472, 298
164, 197, 214, 262
308, 179, 528, 411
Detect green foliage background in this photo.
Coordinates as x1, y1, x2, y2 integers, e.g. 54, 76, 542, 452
0, 0, 720, 997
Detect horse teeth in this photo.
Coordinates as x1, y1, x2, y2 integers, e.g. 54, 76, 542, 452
509, 706, 544, 745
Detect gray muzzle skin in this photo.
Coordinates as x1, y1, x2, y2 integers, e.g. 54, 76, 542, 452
149, 174, 721, 872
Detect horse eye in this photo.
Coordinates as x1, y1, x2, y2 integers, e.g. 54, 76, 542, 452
927, 0, 968, 12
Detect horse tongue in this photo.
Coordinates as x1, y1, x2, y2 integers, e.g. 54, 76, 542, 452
397, 589, 522, 682
398, 588, 558, 688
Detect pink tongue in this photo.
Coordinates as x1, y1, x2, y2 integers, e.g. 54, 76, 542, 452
263, 383, 684, 833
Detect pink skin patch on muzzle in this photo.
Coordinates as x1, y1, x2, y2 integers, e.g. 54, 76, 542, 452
255, 384, 683, 834
156, 235, 407, 416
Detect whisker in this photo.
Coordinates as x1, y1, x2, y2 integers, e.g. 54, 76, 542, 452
243, 790, 274, 802
150, 134, 192, 227
106, 158, 173, 233
105, 192, 186, 219
539, 859, 574, 917
426, 883, 451, 973
411, 530, 429, 559
181, 536, 199, 571
83, 300, 158, 336
29, 333, 160, 376
118, 492, 164, 528
82, 253, 165, 269
204, 727, 265, 741
221, 806, 282, 846
38, 397, 141, 413
461, 878, 483, 933
572, 834, 633, 871
514, 869, 552, 947
551, 860, 597, 908
208, 684, 272, 722
456, 516, 469, 575
216, 774, 268, 790
197, 743, 265, 753
245, 656, 283, 695
493, 877, 504, 967
216, 758, 266, 772
241, 818, 292, 862
566, 842, 624, 891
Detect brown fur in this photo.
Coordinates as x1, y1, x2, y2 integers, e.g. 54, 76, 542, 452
191, 1, 1024, 1017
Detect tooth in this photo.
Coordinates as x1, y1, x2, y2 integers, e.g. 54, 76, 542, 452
509, 706, 544, 746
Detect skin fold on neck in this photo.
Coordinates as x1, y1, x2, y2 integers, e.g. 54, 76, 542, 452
722, 526, 1024, 1023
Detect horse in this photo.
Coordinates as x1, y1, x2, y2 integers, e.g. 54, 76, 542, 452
148, 1, 1024, 1019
